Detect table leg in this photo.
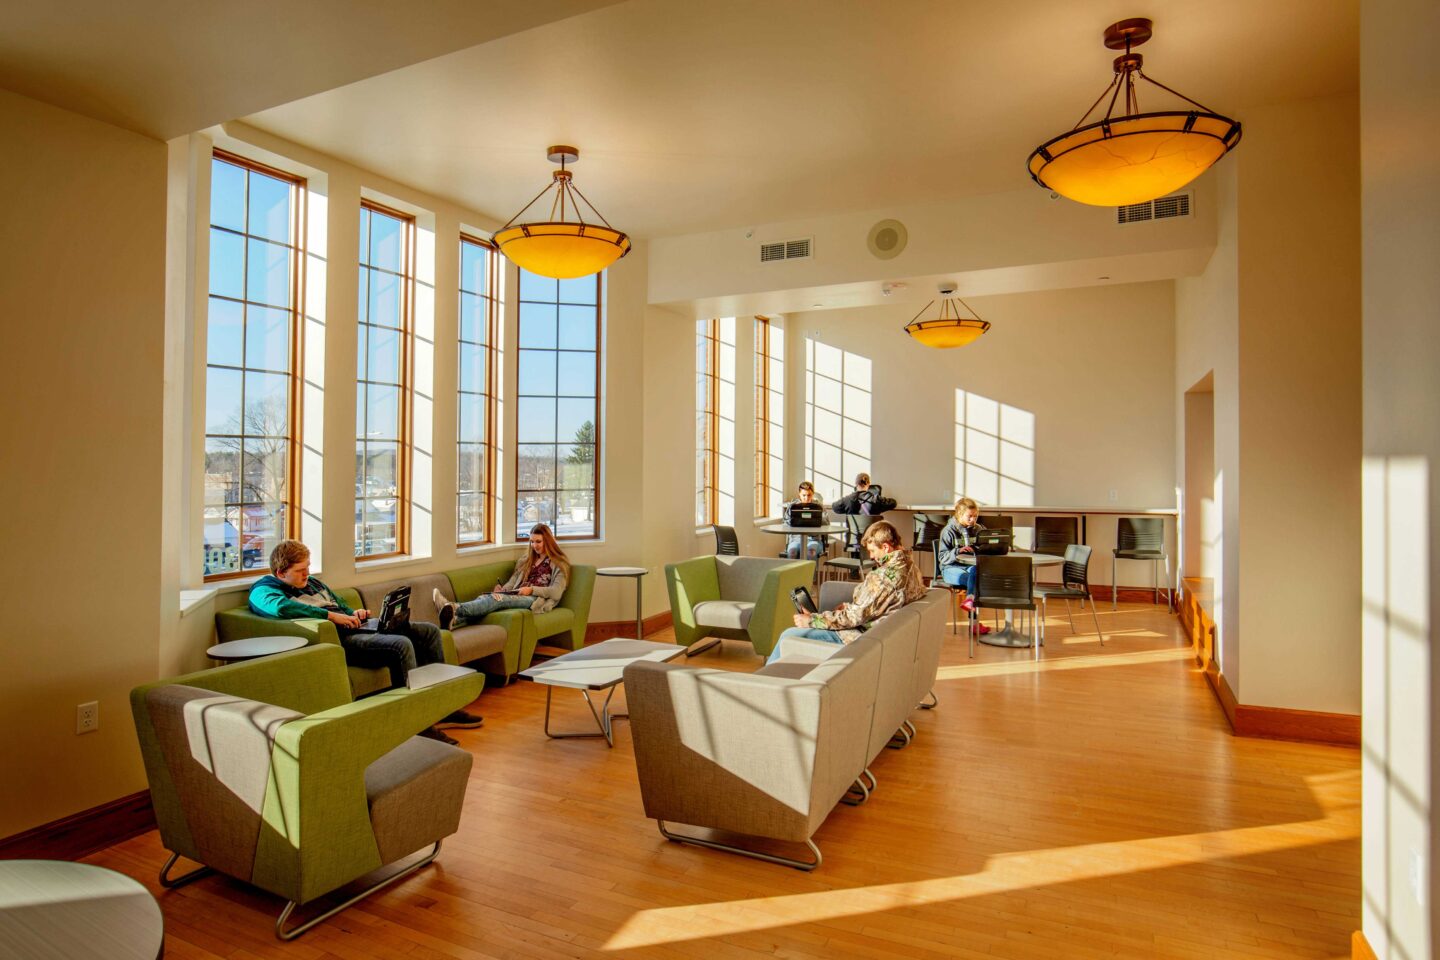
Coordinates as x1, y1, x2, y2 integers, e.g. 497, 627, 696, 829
635, 576, 644, 639
542, 685, 618, 747
978, 608, 1036, 648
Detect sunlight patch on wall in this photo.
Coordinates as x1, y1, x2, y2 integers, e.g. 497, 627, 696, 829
953, 388, 1034, 506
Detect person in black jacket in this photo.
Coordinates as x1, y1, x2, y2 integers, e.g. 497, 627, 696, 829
832, 473, 879, 514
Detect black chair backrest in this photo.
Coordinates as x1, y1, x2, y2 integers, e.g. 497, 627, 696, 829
713, 524, 740, 556
912, 513, 944, 550
1117, 516, 1164, 552
979, 514, 1015, 533
1035, 516, 1079, 556
975, 555, 1033, 602
845, 513, 882, 555
1061, 543, 1093, 589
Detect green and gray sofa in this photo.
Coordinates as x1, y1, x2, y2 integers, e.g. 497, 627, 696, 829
216, 560, 595, 697
130, 644, 484, 939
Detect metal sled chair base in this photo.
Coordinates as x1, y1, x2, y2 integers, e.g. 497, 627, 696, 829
158, 852, 214, 889
657, 820, 822, 871
275, 841, 443, 940
841, 767, 877, 805
887, 719, 916, 749
683, 637, 723, 658
919, 689, 938, 710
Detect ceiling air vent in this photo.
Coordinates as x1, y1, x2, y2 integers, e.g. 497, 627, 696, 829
1117, 192, 1192, 226
759, 237, 814, 264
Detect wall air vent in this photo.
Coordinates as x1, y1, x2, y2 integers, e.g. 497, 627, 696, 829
1117, 192, 1192, 225
759, 237, 814, 263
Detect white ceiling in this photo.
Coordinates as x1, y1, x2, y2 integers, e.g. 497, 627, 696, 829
0, 0, 624, 139
242, 0, 1357, 239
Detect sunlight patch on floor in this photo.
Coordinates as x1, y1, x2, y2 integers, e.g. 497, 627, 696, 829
934, 645, 1192, 680
602, 795, 1359, 950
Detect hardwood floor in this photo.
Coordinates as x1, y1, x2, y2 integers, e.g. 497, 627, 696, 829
85, 599, 1360, 959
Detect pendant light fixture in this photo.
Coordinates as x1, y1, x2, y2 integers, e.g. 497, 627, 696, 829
904, 284, 991, 349
1027, 18, 1242, 207
493, 145, 631, 279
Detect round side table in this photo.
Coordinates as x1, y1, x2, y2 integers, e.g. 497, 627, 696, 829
207, 635, 308, 663
596, 567, 649, 639
0, 859, 164, 959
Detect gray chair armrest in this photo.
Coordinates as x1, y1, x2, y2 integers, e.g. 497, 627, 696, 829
819, 580, 854, 612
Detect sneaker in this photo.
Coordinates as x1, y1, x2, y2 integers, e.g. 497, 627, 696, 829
418, 726, 459, 746
432, 589, 457, 631
975, 622, 991, 635
436, 709, 484, 730
960, 597, 977, 613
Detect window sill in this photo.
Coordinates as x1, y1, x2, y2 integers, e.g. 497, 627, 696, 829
354, 553, 435, 576
753, 516, 782, 527
457, 542, 522, 559
179, 588, 219, 617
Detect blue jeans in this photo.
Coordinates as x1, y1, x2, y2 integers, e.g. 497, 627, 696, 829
340, 621, 445, 687
785, 535, 825, 559
453, 592, 536, 627
940, 563, 976, 594
766, 626, 844, 664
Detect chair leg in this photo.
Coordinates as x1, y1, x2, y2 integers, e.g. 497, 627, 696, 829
1064, 597, 1077, 632
1033, 604, 1041, 662
1112, 556, 1118, 610
276, 841, 443, 940
684, 637, 722, 658
920, 689, 938, 710
1164, 554, 1174, 611
1090, 596, 1105, 645
1153, 558, 1159, 606
159, 852, 213, 889
657, 820, 822, 871
968, 609, 976, 659
842, 774, 871, 805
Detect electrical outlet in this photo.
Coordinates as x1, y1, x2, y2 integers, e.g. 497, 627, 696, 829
76, 701, 99, 734
1108, 489, 1119, 503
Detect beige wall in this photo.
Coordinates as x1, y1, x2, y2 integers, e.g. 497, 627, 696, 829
0, 89, 168, 837
1174, 92, 1362, 715
1360, 0, 1439, 955
1176, 160, 1242, 684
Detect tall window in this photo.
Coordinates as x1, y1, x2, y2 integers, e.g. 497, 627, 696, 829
804, 338, 872, 503
457, 236, 497, 546
754, 316, 784, 519
515, 269, 600, 539
355, 201, 414, 559
696, 318, 736, 526
202, 151, 303, 580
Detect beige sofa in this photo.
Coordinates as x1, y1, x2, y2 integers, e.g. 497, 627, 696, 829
624, 586, 947, 869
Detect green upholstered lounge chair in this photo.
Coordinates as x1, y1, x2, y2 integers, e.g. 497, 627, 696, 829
130, 644, 482, 940
665, 555, 815, 657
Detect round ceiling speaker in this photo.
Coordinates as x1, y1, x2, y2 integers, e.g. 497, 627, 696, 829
866, 219, 907, 260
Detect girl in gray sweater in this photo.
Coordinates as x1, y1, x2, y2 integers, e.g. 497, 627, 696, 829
435, 523, 571, 628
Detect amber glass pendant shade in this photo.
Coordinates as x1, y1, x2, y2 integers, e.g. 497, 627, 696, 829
1027, 19, 1242, 207
904, 294, 991, 349
493, 146, 631, 280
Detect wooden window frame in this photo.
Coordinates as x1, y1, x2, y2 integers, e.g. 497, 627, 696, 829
203, 149, 307, 583
513, 269, 603, 542
754, 315, 776, 520
355, 199, 416, 561
457, 234, 498, 548
697, 318, 721, 526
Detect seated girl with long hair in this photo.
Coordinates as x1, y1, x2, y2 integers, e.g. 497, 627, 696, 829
434, 523, 571, 629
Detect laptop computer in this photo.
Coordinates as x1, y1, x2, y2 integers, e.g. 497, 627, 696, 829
972, 530, 1012, 556
785, 503, 825, 527
358, 585, 411, 633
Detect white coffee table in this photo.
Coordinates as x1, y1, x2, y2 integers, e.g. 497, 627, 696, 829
517, 638, 685, 747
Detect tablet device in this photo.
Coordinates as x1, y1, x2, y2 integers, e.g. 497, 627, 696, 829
791, 586, 818, 615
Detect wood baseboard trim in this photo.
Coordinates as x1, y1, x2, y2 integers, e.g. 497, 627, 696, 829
1203, 662, 1359, 746
1086, 584, 1176, 605
0, 790, 154, 861
1352, 930, 1378, 960
585, 610, 673, 643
